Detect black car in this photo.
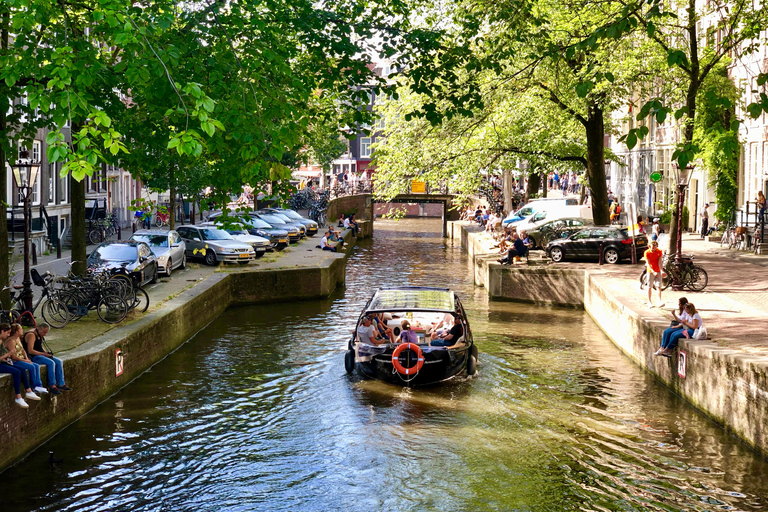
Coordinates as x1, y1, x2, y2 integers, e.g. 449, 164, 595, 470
87, 241, 159, 287
528, 217, 594, 248
545, 226, 647, 264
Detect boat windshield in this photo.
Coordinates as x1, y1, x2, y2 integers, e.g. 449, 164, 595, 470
367, 287, 455, 313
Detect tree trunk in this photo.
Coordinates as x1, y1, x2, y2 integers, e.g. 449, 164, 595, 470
0, 10, 10, 305
70, 173, 86, 276
169, 164, 176, 230
525, 171, 540, 202
585, 102, 610, 226
502, 168, 513, 215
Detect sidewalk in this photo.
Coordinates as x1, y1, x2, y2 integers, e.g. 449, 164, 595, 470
9, 227, 353, 354
475, 227, 768, 356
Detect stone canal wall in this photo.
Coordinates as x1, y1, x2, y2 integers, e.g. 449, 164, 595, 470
0, 225, 367, 472
452, 221, 768, 457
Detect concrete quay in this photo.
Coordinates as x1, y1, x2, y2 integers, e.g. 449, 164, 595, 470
452, 221, 768, 457
0, 196, 373, 472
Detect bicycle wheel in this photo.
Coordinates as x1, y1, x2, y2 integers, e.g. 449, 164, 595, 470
96, 296, 128, 324
720, 229, 730, 247
88, 229, 103, 245
58, 291, 85, 320
129, 288, 150, 313
686, 266, 708, 292
728, 232, 737, 249
41, 298, 70, 328
108, 274, 134, 297
659, 271, 672, 291
639, 269, 648, 289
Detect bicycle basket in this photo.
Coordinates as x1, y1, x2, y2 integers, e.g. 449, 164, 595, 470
30, 268, 46, 287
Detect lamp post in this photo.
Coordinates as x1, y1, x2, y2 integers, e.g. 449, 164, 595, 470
671, 162, 694, 291
10, 149, 41, 312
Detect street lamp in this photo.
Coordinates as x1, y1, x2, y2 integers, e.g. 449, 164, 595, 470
671, 162, 695, 291
10, 149, 41, 312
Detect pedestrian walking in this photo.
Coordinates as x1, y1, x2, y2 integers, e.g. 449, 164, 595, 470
757, 191, 766, 222
700, 203, 709, 239
643, 240, 664, 308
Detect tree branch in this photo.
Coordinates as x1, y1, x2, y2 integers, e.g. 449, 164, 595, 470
536, 82, 587, 126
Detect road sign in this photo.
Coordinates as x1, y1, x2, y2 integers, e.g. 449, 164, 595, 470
115, 348, 124, 377
650, 171, 663, 183
411, 180, 426, 193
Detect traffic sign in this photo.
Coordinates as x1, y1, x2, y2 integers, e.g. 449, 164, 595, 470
650, 171, 663, 183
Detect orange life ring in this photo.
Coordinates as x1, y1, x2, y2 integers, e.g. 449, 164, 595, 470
391, 343, 425, 375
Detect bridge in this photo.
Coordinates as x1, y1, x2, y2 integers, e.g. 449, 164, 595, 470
373, 193, 460, 237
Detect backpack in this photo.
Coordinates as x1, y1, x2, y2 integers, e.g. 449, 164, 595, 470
615, 204, 621, 214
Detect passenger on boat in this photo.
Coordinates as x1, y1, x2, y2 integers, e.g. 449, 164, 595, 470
357, 316, 389, 346
372, 313, 395, 343
430, 314, 463, 346
428, 313, 454, 337
396, 320, 419, 344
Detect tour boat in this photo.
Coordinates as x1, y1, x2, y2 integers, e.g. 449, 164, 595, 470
344, 286, 478, 386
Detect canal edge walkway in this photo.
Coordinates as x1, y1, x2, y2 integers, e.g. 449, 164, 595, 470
451, 221, 768, 457
0, 217, 371, 473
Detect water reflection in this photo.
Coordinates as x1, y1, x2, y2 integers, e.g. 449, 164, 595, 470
4, 218, 767, 512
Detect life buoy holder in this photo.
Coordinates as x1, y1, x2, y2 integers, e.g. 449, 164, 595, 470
391, 343, 425, 375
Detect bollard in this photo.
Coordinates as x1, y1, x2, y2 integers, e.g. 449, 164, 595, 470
118, 226, 122, 240
32, 243, 38, 265
56, 241, 61, 259
598, 242, 604, 265
132, 222, 136, 233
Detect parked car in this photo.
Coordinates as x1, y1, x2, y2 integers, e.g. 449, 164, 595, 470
175, 225, 255, 266
545, 226, 648, 264
87, 241, 159, 287
259, 208, 319, 236
526, 218, 594, 249
207, 211, 290, 249
200, 222, 271, 257
129, 230, 186, 276
249, 212, 304, 242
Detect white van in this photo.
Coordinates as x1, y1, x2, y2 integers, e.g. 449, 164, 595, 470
514, 204, 593, 234
502, 197, 580, 227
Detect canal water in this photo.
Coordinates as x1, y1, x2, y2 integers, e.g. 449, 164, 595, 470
5, 219, 768, 511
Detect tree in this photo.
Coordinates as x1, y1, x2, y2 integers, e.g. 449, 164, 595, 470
374, 0, 647, 225
620, 0, 768, 255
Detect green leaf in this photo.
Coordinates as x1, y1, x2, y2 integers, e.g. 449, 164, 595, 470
604, 72, 614, 83
646, 21, 656, 38
626, 132, 637, 150
656, 109, 667, 124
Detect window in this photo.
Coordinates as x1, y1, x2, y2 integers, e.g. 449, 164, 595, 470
361, 137, 372, 158
59, 163, 68, 204
31, 141, 41, 204
572, 230, 591, 240
376, 117, 386, 131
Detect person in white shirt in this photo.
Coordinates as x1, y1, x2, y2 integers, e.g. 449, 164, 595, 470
357, 316, 387, 345
320, 230, 337, 252
657, 301, 704, 356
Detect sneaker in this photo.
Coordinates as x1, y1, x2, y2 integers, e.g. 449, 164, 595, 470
34, 386, 49, 394
25, 391, 41, 401
15, 397, 29, 408
50, 388, 62, 396
58, 385, 71, 391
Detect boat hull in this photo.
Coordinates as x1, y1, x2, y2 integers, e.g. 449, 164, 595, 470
355, 344, 470, 386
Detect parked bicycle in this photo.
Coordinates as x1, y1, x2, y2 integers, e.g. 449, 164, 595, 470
0, 269, 70, 328
639, 254, 708, 292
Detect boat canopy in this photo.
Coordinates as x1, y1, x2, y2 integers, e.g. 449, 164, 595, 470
365, 287, 456, 313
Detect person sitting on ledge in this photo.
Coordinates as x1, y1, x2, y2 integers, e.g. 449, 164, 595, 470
320, 229, 337, 252
343, 215, 359, 237
338, 214, 345, 228
430, 313, 463, 347
655, 302, 703, 357
0, 323, 36, 408
6, 323, 47, 397
25, 323, 70, 395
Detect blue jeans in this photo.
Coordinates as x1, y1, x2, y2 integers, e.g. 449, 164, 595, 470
32, 355, 66, 387
13, 360, 43, 389
0, 363, 29, 394
662, 329, 694, 350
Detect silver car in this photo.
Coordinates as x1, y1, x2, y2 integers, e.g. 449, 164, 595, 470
200, 222, 271, 257
176, 225, 255, 266
129, 229, 187, 277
